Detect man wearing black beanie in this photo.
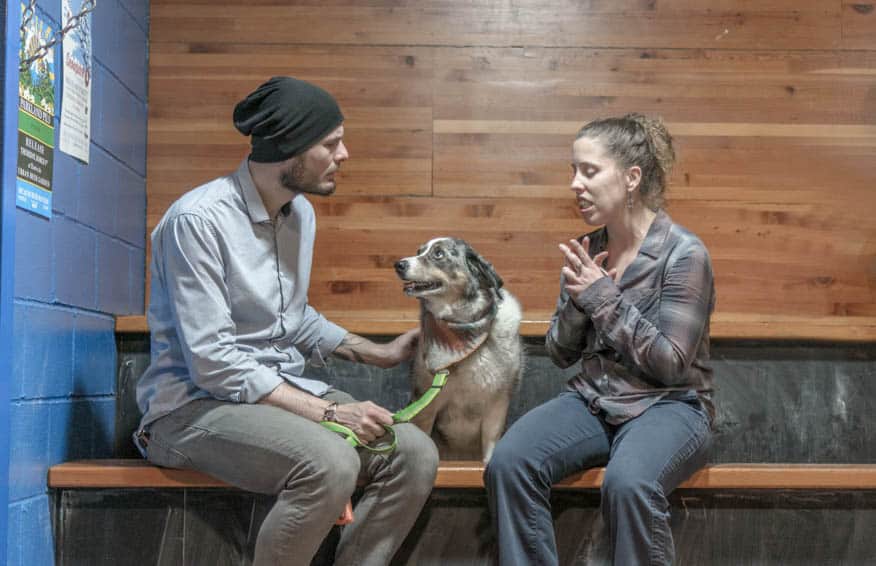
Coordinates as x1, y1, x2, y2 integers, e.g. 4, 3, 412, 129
136, 77, 438, 566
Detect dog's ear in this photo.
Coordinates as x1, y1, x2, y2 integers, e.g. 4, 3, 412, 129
464, 244, 504, 298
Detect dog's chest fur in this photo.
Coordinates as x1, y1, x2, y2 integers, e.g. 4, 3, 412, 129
410, 290, 522, 460
413, 293, 522, 406
414, 291, 520, 383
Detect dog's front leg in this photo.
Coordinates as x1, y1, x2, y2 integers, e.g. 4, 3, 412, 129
410, 401, 439, 436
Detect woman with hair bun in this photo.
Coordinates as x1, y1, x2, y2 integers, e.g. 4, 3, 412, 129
485, 114, 716, 566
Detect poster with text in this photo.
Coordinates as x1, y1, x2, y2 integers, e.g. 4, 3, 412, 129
17, 1, 55, 218
59, 0, 92, 163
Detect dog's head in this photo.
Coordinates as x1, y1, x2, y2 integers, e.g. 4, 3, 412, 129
394, 237, 504, 303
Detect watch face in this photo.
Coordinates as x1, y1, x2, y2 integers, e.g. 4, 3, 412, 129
323, 402, 339, 422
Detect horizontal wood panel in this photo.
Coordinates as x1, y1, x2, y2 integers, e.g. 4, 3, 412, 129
433, 48, 876, 124
49, 460, 876, 490
147, 4, 876, 341
842, 1, 876, 49
150, 1, 848, 50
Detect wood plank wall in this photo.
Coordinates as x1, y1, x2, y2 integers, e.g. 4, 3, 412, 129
142, 0, 876, 341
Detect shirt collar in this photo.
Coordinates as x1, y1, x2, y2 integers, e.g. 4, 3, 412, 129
235, 159, 271, 224
638, 208, 672, 259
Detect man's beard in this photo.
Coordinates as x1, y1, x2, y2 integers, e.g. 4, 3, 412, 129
279, 157, 335, 196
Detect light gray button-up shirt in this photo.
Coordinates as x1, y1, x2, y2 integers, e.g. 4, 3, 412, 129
136, 160, 347, 430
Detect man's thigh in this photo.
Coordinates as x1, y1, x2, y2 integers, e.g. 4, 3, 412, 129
145, 398, 358, 494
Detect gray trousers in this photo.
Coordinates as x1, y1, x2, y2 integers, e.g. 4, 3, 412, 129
143, 390, 439, 566
484, 391, 711, 566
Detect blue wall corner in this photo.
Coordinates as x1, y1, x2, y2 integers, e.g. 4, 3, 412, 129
7, 401, 50, 502
12, 302, 75, 400
54, 215, 97, 309
5, 0, 150, 562
1, 0, 21, 563
7, 496, 52, 566
73, 312, 116, 396
13, 211, 54, 301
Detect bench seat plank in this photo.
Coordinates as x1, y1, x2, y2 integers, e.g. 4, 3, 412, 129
48, 460, 876, 490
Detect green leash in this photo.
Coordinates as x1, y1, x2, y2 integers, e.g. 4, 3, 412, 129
320, 370, 449, 454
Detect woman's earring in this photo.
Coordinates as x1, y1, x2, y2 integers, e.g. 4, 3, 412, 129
627, 192, 634, 210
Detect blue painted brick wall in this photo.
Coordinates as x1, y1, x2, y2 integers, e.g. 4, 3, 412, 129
7, 1, 149, 563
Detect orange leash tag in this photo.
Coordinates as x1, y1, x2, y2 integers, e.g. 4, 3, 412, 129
335, 500, 354, 525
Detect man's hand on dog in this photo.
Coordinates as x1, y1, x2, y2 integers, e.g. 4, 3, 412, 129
334, 401, 395, 443
559, 236, 617, 302
334, 328, 420, 368
378, 327, 420, 368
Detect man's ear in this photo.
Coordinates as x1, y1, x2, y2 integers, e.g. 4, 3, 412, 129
626, 165, 642, 191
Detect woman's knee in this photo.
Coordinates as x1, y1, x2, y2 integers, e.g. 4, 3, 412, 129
601, 467, 661, 508
484, 435, 537, 490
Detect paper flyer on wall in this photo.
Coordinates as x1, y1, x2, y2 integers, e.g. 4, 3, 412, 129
59, 0, 92, 163
17, 1, 55, 218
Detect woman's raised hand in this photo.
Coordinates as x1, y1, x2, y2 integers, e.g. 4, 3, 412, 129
559, 236, 617, 300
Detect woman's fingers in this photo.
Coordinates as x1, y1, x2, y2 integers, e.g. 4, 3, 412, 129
561, 236, 612, 284
569, 236, 589, 260
558, 243, 582, 271
592, 251, 609, 270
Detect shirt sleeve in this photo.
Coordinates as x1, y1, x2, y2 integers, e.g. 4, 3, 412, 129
160, 213, 284, 403
545, 272, 592, 369
574, 240, 714, 386
291, 304, 348, 367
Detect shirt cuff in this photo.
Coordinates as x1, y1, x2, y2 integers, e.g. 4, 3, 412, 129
308, 319, 348, 367
561, 296, 590, 321
243, 366, 286, 404
574, 276, 619, 315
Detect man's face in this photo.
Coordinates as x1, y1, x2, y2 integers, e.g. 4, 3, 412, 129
279, 124, 348, 196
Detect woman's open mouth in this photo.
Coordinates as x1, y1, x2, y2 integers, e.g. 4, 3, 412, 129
578, 200, 595, 213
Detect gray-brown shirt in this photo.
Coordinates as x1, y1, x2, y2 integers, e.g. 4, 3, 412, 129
546, 210, 715, 425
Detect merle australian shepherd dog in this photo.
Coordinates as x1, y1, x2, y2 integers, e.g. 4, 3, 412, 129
394, 237, 523, 462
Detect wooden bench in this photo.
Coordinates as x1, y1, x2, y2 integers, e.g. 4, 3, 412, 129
49, 460, 876, 491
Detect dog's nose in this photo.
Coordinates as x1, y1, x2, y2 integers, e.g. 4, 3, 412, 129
394, 259, 408, 274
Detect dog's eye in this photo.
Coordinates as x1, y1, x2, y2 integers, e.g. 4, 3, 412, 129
432, 249, 444, 260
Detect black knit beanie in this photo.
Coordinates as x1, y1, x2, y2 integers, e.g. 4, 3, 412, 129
233, 76, 344, 163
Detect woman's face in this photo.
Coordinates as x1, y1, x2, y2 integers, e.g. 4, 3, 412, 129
570, 136, 630, 226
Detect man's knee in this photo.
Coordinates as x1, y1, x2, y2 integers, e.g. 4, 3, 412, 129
394, 424, 439, 487
293, 438, 361, 496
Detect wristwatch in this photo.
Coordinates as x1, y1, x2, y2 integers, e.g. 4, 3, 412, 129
322, 401, 339, 423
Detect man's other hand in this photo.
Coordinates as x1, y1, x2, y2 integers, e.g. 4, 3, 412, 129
334, 401, 394, 443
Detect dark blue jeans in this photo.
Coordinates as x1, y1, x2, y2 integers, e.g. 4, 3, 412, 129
484, 391, 711, 566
